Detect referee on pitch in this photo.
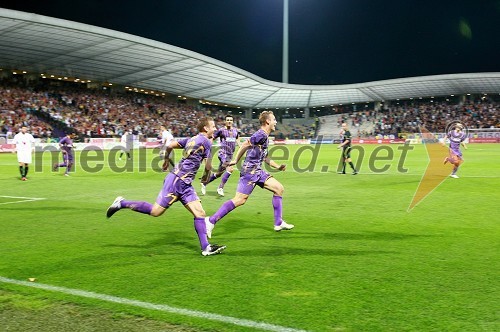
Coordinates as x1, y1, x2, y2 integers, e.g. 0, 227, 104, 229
337, 122, 358, 175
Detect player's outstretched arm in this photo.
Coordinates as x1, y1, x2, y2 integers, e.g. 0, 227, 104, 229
162, 141, 181, 171
229, 139, 251, 166
265, 157, 286, 171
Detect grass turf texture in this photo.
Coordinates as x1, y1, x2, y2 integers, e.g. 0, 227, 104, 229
0, 144, 498, 331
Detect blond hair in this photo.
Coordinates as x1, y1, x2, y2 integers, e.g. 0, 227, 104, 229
259, 111, 274, 125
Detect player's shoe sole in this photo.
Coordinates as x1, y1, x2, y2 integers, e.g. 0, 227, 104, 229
106, 196, 124, 218
201, 244, 226, 256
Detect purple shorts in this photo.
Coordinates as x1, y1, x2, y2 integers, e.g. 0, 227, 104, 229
63, 152, 74, 163
156, 173, 200, 208
450, 148, 463, 159
236, 169, 272, 195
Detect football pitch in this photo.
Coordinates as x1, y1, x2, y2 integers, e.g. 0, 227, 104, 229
1, 144, 499, 331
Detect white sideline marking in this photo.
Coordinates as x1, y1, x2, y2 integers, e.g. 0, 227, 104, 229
0, 276, 307, 332
0, 196, 46, 205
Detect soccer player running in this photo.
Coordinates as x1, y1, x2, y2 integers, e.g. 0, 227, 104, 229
53, 133, 76, 176
337, 122, 358, 175
13, 126, 36, 181
204, 111, 294, 239
201, 115, 240, 197
442, 123, 467, 178
106, 117, 226, 256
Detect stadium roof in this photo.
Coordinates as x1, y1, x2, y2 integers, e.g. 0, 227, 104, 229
1, 8, 500, 109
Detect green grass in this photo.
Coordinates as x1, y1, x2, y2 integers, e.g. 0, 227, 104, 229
0, 144, 499, 331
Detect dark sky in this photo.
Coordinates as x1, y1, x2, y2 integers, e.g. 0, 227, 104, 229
2, 0, 500, 84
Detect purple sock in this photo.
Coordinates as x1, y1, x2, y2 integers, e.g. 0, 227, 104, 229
194, 217, 209, 250
219, 171, 231, 188
210, 200, 236, 224
205, 173, 218, 185
121, 200, 153, 215
272, 195, 283, 226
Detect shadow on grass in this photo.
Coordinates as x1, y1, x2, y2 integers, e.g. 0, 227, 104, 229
102, 231, 198, 252
212, 220, 433, 242
227, 247, 394, 257
321, 231, 434, 241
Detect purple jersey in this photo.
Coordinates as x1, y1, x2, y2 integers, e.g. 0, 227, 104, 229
172, 134, 212, 184
59, 136, 73, 154
241, 129, 268, 174
214, 127, 239, 159
447, 130, 466, 153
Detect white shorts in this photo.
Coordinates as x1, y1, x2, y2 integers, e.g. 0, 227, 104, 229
17, 151, 32, 164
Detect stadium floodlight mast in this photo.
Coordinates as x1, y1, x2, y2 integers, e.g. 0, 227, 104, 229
282, 0, 289, 83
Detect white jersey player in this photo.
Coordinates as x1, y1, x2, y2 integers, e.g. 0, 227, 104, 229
12, 126, 36, 181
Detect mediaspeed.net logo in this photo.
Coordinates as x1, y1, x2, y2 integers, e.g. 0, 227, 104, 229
408, 121, 468, 211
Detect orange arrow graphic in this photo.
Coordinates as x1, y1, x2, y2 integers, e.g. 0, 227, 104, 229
408, 126, 450, 211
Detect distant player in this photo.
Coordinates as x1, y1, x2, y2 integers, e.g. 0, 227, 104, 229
159, 125, 175, 171
13, 126, 36, 181
53, 133, 76, 176
337, 123, 358, 175
119, 129, 132, 160
106, 117, 226, 256
204, 111, 294, 239
443, 123, 467, 178
201, 115, 240, 197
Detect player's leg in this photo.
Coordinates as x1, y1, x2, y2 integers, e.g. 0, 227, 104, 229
57, 152, 68, 168
106, 174, 177, 218
185, 200, 226, 256
339, 150, 347, 174
450, 151, 463, 178
23, 163, 29, 178
209, 191, 247, 224
263, 177, 294, 231
65, 154, 74, 175
345, 147, 357, 174
450, 156, 463, 178
18, 160, 24, 179
217, 165, 234, 196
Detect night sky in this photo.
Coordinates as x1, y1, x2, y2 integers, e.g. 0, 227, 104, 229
2, 0, 500, 84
